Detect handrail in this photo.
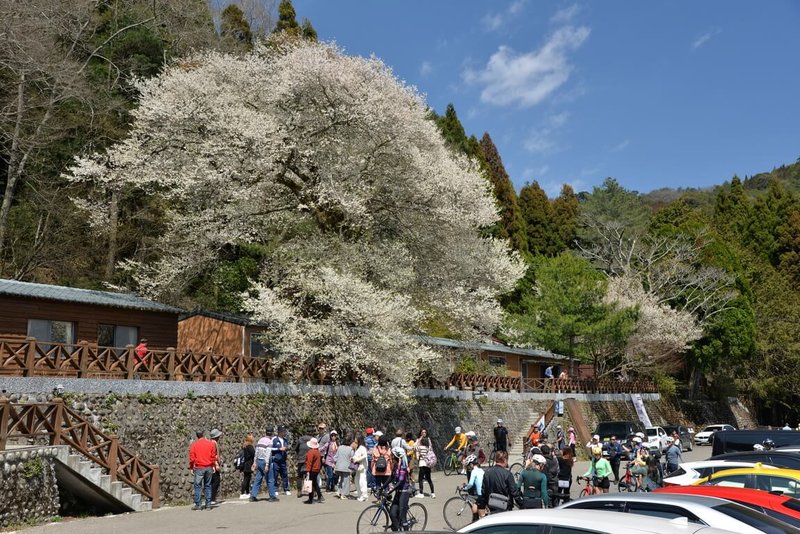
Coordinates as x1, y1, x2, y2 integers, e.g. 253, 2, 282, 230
0, 398, 159, 508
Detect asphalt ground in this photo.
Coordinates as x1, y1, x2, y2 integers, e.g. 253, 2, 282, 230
11, 446, 710, 534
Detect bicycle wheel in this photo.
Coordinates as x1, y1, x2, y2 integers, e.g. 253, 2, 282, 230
443, 455, 455, 476
443, 497, 473, 531
617, 478, 631, 492
357, 504, 390, 534
407, 502, 428, 531
509, 462, 523, 483
487, 452, 495, 467
579, 488, 589, 498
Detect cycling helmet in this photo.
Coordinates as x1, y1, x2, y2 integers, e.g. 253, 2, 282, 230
753, 443, 765, 451
391, 446, 406, 458
665, 436, 674, 443
455, 426, 462, 433
763, 439, 775, 450
632, 436, 643, 444
465, 431, 476, 438
532, 454, 547, 465
635, 432, 645, 439
591, 446, 603, 456
465, 454, 478, 465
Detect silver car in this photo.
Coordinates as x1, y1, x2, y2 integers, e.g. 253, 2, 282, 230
559, 492, 799, 534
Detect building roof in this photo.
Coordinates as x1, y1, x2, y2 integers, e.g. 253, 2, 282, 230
419, 335, 571, 361
0, 279, 182, 314
179, 309, 268, 327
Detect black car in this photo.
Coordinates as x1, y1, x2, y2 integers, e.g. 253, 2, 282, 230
663, 424, 694, 452
594, 420, 645, 443
711, 450, 800, 470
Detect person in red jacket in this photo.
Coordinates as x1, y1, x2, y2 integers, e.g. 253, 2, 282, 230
189, 430, 218, 510
304, 438, 324, 504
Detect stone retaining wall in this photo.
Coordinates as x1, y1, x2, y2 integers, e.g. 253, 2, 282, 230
0, 446, 60, 529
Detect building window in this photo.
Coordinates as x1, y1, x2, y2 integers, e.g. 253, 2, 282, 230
97, 324, 139, 347
488, 356, 507, 367
250, 333, 269, 358
27, 319, 75, 346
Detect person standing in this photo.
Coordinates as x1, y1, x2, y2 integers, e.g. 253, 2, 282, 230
239, 433, 256, 499
493, 419, 510, 453
388, 447, 411, 532
294, 426, 314, 498
664, 437, 683, 475
582, 446, 612, 494
478, 451, 520, 517
250, 427, 274, 502
555, 447, 574, 505
208, 428, 223, 504
607, 435, 623, 482
371, 435, 394, 492
189, 430, 217, 510
270, 425, 290, 497
567, 427, 577, 457
517, 455, 548, 509
365, 427, 378, 490
334, 436, 355, 499
461, 454, 484, 521
540, 444, 558, 504
414, 431, 435, 499
322, 430, 339, 492
304, 438, 324, 504
555, 425, 565, 451
352, 436, 369, 501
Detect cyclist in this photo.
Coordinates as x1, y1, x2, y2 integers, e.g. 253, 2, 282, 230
762, 438, 776, 451
630, 436, 649, 487
387, 446, 411, 532
444, 426, 468, 473
517, 454, 548, 509
463, 434, 486, 477
581, 446, 611, 494
460, 454, 484, 522
494, 419, 511, 452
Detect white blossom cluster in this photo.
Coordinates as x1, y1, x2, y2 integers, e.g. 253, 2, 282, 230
68, 40, 525, 399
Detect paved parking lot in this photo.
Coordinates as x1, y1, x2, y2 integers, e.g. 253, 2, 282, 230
13, 446, 710, 534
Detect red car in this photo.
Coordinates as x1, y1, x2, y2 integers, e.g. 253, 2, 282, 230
656, 484, 800, 528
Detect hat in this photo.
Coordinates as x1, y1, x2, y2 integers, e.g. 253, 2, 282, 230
330, 429, 338, 435
209, 428, 223, 439
375, 430, 384, 437
307, 438, 320, 449
455, 426, 462, 433
532, 454, 547, 464
592, 434, 600, 440
366, 427, 374, 435
556, 425, 562, 429
497, 418, 503, 423
265, 426, 274, 434
632, 436, 643, 444
568, 427, 575, 432
465, 431, 476, 438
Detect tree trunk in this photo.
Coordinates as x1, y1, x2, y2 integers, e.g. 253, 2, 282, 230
104, 188, 120, 280
0, 77, 26, 265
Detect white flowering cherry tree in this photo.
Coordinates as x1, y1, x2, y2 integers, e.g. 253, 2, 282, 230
68, 40, 525, 398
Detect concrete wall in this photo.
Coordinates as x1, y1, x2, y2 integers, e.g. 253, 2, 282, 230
0, 446, 60, 529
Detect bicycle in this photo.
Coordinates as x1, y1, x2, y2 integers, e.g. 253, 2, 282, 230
442, 486, 478, 531
356, 487, 428, 533
442, 449, 462, 476
617, 462, 640, 493
485, 442, 496, 467
576, 476, 596, 498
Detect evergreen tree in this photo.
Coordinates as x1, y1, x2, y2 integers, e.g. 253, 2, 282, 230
220, 4, 253, 52
274, 0, 300, 36
519, 181, 555, 255
432, 103, 470, 154
551, 184, 579, 251
479, 133, 528, 254
713, 175, 751, 237
301, 18, 318, 41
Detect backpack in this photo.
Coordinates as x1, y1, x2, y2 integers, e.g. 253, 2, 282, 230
426, 448, 437, 467
375, 455, 388, 472
234, 448, 246, 471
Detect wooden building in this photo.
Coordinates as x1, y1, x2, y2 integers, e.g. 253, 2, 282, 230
178, 310, 269, 357
0, 279, 182, 348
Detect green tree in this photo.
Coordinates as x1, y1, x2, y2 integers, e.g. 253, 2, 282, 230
274, 0, 300, 36
431, 103, 471, 155
301, 18, 318, 41
519, 181, 555, 255
551, 184, 579, 251
713, 175, 751, 237
479, 133, 528, 254
220, 4, 253, 52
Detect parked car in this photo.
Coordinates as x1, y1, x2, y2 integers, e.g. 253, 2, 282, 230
558, 492, 798, 534
695, 424, 737, 446
664, 424, 694, 451
457, 508, 746, 534
711, 430, 800, 455
646, 426, 670, 453
777, 446, 800, 453
656, 485, 800, 528
663, 460, 779, 486
695, 466, 800, 497
711, 451, 800, 471
595, 420, 646, 443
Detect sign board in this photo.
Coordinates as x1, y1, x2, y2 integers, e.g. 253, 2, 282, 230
631, 393, 652, 428
555, 400, 564, 416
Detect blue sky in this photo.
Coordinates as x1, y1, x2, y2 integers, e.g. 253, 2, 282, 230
289, 1, 800, 196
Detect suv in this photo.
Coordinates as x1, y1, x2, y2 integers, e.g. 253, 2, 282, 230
646, 426, 670, 453
595, 421, 645, 444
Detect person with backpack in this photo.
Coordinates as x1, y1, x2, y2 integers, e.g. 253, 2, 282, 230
371, 435, 394, 492
414, 429, 435, 498
517, 455, 548, 509
236, 433, 256, 499
493, 419, 510, 452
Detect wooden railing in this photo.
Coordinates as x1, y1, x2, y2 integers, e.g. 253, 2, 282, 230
0, 398, 159, 508
444, 373, 657, 394
0, 337, 270, 382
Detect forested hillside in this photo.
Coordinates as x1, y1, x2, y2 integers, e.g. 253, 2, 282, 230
1, 1, 797, 420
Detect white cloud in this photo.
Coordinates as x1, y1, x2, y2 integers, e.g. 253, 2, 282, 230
420, 60, 433, 76
612, 139, 630, 151
463, 26, 590, 108
523, 165, 550, 179
541, 178, 586, 198
692, 27, 721, 49
548, 111, 569, 128
482, 0, 528, 32
523, 112, 570, 154
551, 4, 581, 24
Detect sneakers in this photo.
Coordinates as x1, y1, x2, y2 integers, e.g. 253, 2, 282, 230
239, 493, 250, 500
284, 490, 292, 496
249, 496, 258, 502
414, 493, 425, 498
268, 496, 279, 502
209, 501, 217, 506
430, 493, 436, 499
192, 505, 202, 511
357, 496, 367, 502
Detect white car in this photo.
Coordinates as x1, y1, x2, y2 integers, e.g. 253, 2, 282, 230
694, 424, 736, 445
663, 460, 779, 486
646, 425, 670, 453
458, 508, 744, 534
558, 492, 796, 534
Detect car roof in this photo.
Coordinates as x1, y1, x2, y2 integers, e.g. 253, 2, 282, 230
459, 509, 718, 534
679, 460, 777, 469
656, 484, 792, 505
560, 491, 731, 508
707, 466, 800, 478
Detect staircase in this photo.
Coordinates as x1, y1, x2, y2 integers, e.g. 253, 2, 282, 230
0, 398, 159, 512
564, 398, 592, 457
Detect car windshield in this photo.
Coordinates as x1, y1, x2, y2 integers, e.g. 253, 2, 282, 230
663, 426, 678, 434
713, 502, 798, 534
646, 429, 658, 437
596, 423, 629, 437
703, 426, 723, 432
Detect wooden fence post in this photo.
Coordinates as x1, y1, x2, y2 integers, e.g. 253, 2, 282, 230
108, 435, 119, 482
150, 465, 160, 509
78, 340, 89, 378
52, 398, 64, 446
23, 337, 37, 377
166, 347, 176, 381
236, 354, 245, 383
203, 352, 212, 382
0, 399, 10, 450
125, 345, 135, 380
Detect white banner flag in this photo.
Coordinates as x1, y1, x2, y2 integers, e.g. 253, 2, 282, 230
631, 393, 652, 428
